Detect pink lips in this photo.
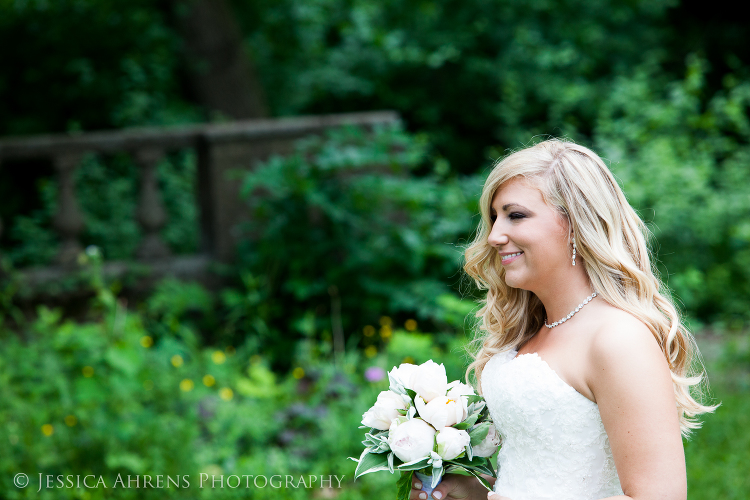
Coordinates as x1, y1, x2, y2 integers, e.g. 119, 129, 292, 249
500, 252, 523, 265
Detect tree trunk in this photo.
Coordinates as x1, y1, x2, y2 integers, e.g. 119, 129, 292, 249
174, 0, 268, 119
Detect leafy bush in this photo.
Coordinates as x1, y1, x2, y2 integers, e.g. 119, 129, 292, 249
0, 0, 199, 135
593, 55, 750, 324
0, 252, 486, 499
235, 0, 677, 171
234, 123, 481, 371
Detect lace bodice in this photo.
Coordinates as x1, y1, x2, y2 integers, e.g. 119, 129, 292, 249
481, 349, 623, 500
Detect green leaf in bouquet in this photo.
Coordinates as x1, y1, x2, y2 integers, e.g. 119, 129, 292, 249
430, 465, 443, 489
397, 471, 414, 500
396, 457, 431, 471
351, 449, 391, 478
465, 395, 485, 405
397, 408, 408, 416
389, 374, 407, 395
444, 463, 494, 492
388, 452, 395, 474
477, 404, 491, 420
468, 401, 488, 418
476, 462, 496, 477
454, 412, 479, 430
447, 455, 496, 477
405, 388, 417, 401
363, 431, 390, 452
469, 421, 491, 446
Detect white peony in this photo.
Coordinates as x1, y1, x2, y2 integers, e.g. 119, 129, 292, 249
415, 394, 465, 429
387, 418, 436, 463
409, 360, 448, 403
388, 363, 419, 392
446, 381, 475, 421
436, 426, 471, 460
446, 381, 476, 399
361, 390, 409, 430
472, 424, 501, 457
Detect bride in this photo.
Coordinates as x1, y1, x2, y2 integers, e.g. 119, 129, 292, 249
409, 139, 716, 500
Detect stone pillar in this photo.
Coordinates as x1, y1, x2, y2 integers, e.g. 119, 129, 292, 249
197, 135, 297, 262
53, 153, 85, 266
134, 148, 171, 260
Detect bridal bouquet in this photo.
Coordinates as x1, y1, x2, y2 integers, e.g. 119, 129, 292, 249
350, 360, 499, 500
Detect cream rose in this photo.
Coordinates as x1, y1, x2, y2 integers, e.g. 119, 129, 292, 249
387, 418, 436, 463
388, 363, 419, 392
409, 360, 448, 402
361, 390, 409, 430
446, 381, 476, 399
436, 426, 471, 460
415, 395, 464, 429
472, 424, 501, 457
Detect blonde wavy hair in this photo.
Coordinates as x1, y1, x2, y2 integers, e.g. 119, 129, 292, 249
463, 138, 717, 438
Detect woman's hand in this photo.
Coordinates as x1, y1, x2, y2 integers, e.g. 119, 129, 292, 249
409, 474, 508, 500
487, 493, 513, 500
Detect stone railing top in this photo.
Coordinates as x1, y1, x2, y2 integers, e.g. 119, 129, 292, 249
0, 110, 399, 160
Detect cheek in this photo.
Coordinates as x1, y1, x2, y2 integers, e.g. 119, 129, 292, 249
521, 224, 568, 260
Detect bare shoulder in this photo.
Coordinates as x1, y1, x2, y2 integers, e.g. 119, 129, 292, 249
587, 306, 663, 368
583, 304, 671, 399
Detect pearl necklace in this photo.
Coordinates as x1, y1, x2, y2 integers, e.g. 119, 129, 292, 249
544, 292, 597, 328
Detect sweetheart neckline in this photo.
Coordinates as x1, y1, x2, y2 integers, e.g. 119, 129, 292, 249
508, 350, 598, 406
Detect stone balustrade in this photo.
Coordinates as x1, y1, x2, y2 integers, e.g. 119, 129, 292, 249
0, 111, 399, 293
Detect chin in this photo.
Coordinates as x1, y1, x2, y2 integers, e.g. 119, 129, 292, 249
503, 273, 525, 290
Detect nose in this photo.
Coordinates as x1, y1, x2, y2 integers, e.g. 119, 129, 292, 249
487, 219, 509, 248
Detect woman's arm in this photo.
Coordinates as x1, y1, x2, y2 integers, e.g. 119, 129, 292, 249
586, 317, 687, 500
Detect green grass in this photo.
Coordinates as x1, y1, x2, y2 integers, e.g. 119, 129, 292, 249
686, 388, 750, 498
685, 335, 750, 499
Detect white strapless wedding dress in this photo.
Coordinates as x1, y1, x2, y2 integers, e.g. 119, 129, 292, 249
481, 348, 624, 500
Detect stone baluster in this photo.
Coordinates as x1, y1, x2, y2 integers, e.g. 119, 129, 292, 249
53, 153, 85, 266
134, 148, 170, 260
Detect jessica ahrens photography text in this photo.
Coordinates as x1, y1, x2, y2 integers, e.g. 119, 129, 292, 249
20, 473, 345, 492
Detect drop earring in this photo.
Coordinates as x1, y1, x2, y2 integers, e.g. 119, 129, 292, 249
572, 236, 577, 266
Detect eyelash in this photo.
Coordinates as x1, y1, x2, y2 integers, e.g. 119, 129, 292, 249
490, 212, 525, 222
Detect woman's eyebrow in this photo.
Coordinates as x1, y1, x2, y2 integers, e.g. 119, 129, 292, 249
501, 203, 529, 211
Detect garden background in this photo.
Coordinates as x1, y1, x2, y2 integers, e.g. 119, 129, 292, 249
1, 0, 749, 498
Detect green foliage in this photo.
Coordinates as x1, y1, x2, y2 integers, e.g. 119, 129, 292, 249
235, 123, 480, 370
593, 55, 750, 323
0, 263, 401, 499
235, 0, 677, 171
0, 0, 200, 135
2, 0, 749, 326
231, 0, 750, 324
